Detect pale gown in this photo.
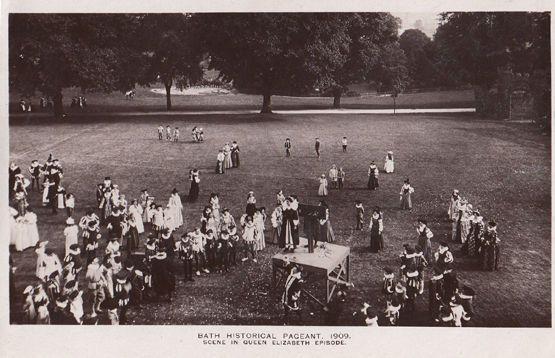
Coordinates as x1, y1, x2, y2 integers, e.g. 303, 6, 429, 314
64, 224, 79, 257
23, 211, 40, 249
169, 194, 184, 228
129, 204, 145, 234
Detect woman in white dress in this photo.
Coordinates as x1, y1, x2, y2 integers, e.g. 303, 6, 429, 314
42, 177, 53, 206
384, 151, 395, 173
169, 189, 184, 228
35, 241, 48, 281
253, 209, 266, 251
223, 143, 233, 169
318, 174, 328, 197
210, 193, 221, 224
64, 217, 79, 257
164, 204, 175, 232
23, 208, 40, 249
13, 215, 26, 251
128, 199, 145, 234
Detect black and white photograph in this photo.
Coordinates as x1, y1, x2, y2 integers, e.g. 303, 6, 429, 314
1, 0, 554, 356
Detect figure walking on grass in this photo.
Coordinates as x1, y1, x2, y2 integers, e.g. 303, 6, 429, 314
367, 161, 379, 190
284, 138, 292, 157
384, 151, 395, 173
315, 138, 321, 159
400, 179, 414, 210
318, 174, 328, 197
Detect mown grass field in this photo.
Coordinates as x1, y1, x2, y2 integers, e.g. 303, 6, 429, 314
9, 86, 475, 113
9, 111, 550, 326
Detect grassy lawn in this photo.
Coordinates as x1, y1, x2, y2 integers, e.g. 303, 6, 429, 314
9, 86, 475, 114
9, 111, 550, 327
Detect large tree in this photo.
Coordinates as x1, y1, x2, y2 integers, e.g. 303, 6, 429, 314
197, 13, 352, 113
321, 13, 401, 108
399, 29, 438, 89
9, 14, 141, 117
434, 12, 550, 117
136, 13, 203, 111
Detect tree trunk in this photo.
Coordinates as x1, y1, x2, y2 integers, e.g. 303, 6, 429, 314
393, 96, 396, 114
261, 92, 272, 113
165, 81, 172, 111
53, 90, 64, 119
333, 90, 342, 109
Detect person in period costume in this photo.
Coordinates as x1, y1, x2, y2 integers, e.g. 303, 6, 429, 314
400, 179, 414, 210
220, 208, 236, 230
176, 234, 195, 281
173, 127, 180, 142
96, 184, 104, 208
382, 267, 395, 298
404, 263, 420, 312
282, 266, 303, 321
209, 193, 221, 224
63, 244, 81, 269
9, 162, 22, 198
35, 298, 50, 325
169, 189, 184, 228
216, 150, 225, 174
416, 219, 433, 264
414, 245, 429, 295
452, 198, 467, 243
241, 216, 258, 262
458, 285, 476, 326
69, 290, 84, 324
65, 193, 75, 218
63, 217, 79, 257
384, 298, 401, 326
277, 191, 286, 206
128, 199, 145, 235
337, 167, 346, 189
216, 229, 231, 272
191, 228, 209, 275
42, 177, 54, 207
328, 165, 338, 189
188, 169, 200, 202
106, 206, 125, 244
434, 241, 454, 273
316, 201, 335, 243
22, 286, 37, 324
443, 268, 459, 304
367, 162, 379, 190
139, 189, 149, 220
157, 125, 164, 140
315, 138, 321, 159
79, 210, 100, 250
165, 125, 172, 140
150, 205, 165, 236
51, 295, 78, 325
449, 296, 467, 327
21, 208, 40, 250
318, 174, 328, 197
113, 270, 132, 324
448, 189, 461, 221
438, 305, 455, 327
284, 138, 292, 157
428, 266, 445, 323
341, 136, 347, 152
223, 143, 233, 169
383, 151, 395, 173
460, 203, 473, 245
28, 160, 42, 192
227, 224, 240, 266
200, 206, 212, 234
466, 210, 484, 257
481, 220, 500, 271
270, 205, 283, 245
151, 249, 175, 302
279, 198, 300, 251
206, 211, 219, 238
254, 208, 266, 251
368, 208, 384, 252
245, 191, 257, 217
231, 141, 241, 167
126, 215, 140, 253
35, 241, 49, 281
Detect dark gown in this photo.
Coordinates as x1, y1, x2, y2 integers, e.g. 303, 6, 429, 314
188, 177, 199, 202
417, 227, 433, 264
369, 218, 383, 252
367, 169, 378, 190
151, 256, 174, 296
231, 146, 240, 167
8, 166, 21, 197
279, 208, 299, 248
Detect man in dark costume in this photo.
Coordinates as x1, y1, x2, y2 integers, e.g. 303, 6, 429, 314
282, 266, 303, 323
279, 198, 299, 252
481, 220, 500, 271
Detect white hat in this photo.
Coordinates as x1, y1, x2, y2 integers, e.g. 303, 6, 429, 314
23, 285, 33, 295
66, 217, 75, 225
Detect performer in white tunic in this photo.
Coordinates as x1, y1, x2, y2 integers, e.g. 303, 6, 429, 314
384, 151, 395, 173
128, 200, 145, 234
23, 209, 40, 249
169, 189, 184, 228
318, 174, 328, 197
64, 217, 79, 257
35, 241, 49, 281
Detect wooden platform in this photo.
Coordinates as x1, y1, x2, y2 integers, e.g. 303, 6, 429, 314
271, 237, 350, 306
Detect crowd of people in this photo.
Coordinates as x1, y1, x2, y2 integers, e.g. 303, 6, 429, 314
9, 131, 501, 327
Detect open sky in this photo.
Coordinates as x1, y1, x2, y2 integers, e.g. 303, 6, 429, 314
392, 12, 441, 38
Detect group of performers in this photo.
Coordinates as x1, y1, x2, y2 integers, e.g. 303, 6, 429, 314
215, 141, 240, 174
157, 125, 180, 142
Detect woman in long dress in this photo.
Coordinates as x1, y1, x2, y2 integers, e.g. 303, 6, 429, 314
384, 151, 395, 173
223, 143, 233, 169
368, 209, 384, 252
279, 199, 299, 251
253, 209, 266, 251
318, 202, 335, 243
169, 189, 184, 228
400, 179, 414, 210
246, 191, 256, 217
35, 241, 48, 281
231, 141, 240, 168
24, 208, 40, 249
367, 162, 379, 190
209, 193, 220, 225
318, 174, 328, 197
188, 169, 200, 202
129, 199, 145, 234
416, 219, 433, 264
13, 215, 26, 251
42, 177, 53, 206
216, 150, 225, 174
64, 217, 79, 257
9, 206, 18, 247
270, 205, 283, 245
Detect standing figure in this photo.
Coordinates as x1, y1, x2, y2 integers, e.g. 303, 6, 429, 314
452, 198, 467, 243
176, 234, 194, 282
173, 127, 180, 142
384, 151, 394, 173
223, 143, 233, 170
448, 189, 461, 221
253, 209, 266, 251
341, 136, 347, 152
9, 162, 21, 198
191, 228, 209, 275
241, 216, 258, 262
209, 193, 221, 225
279, 198, 300, 251
481, 220, 500, 271
216, 150, 225, 174
270, 205, 283, 245
276, 190, 286, 206
399, 179, 414, 210
188, 169, 200, 202
151, 250, 174, 302
460, 203, 473, 245
64, 218, 79, 257
318, 201, 335, 243
28, 160, 42, 192
368, 209, 384, 253
245, 191, 257, 217
157, 125, 164, 140
416, 219, 433, 264
315, 138, 321, 159
428, 266, 444, 323
355, 201, 365, 230
467, 210, 484, 257
367, 162, 379, 190
166, 125, 172, 140
284, 138, 292, 157
231, 141, 241, 168
282, 266, 303, 321
65, 193, 75, 218
328, 164, 338, 189
337, 167, 345, 189
169, 189, 184, 228
128, 199, 145, 235
318, 174, 328, 197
